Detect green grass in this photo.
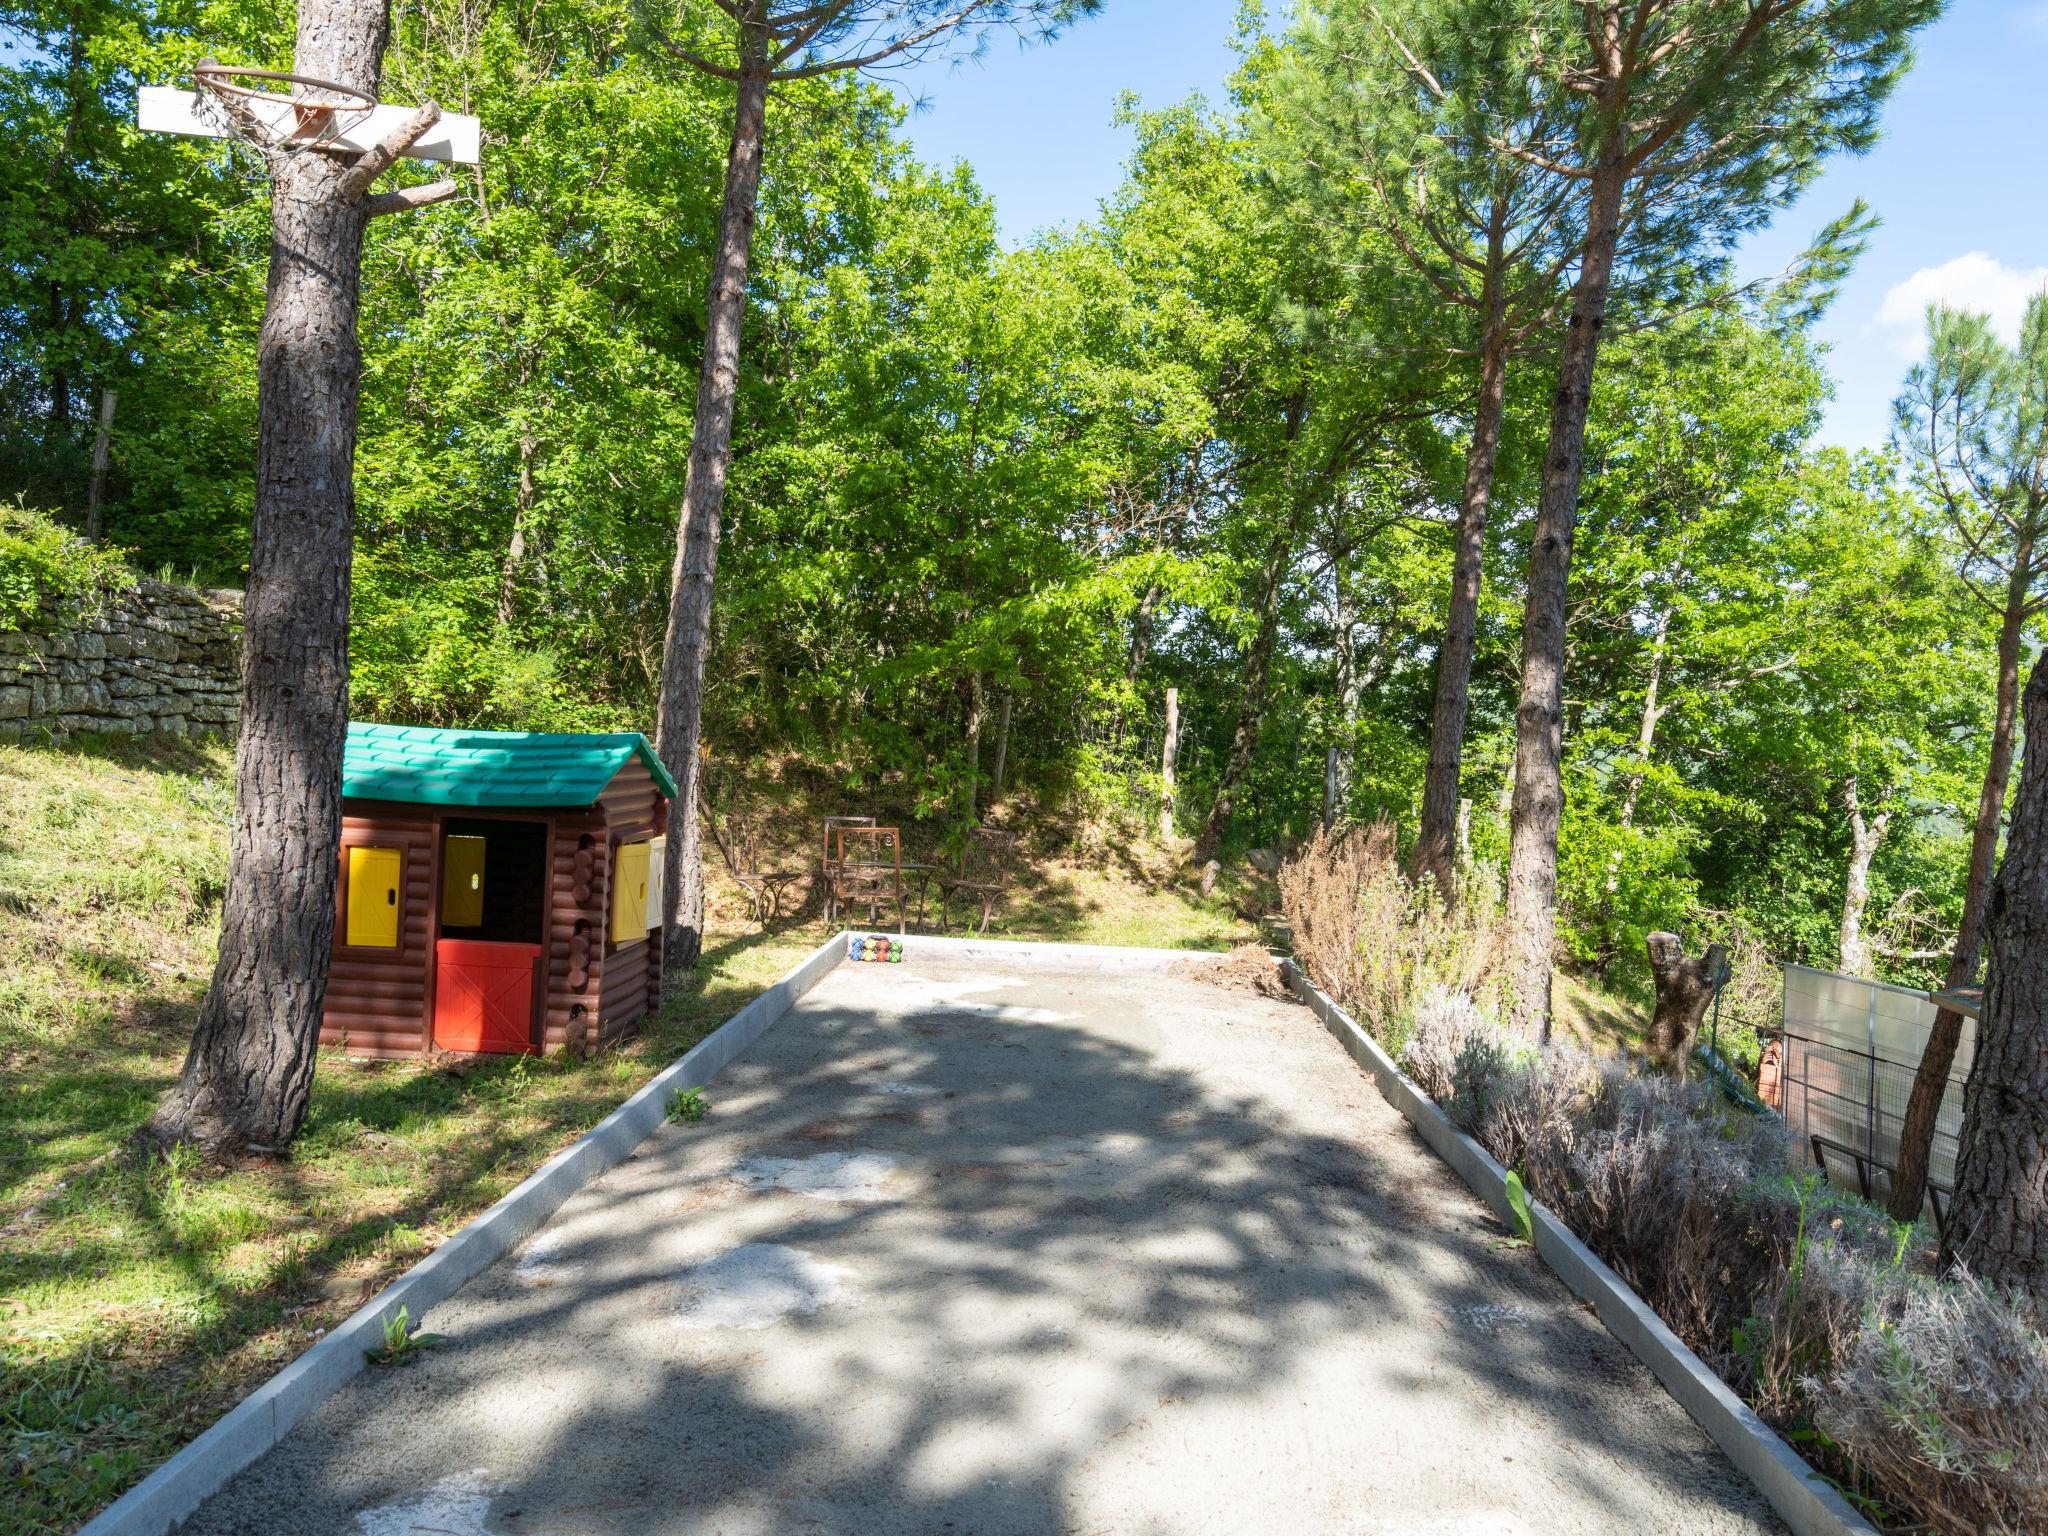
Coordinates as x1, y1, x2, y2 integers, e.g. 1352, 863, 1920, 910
0, 737, 1250, 1534
1549, 969, 1650, 1054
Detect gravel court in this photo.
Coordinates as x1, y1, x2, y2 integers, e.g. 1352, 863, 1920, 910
177, 954, 1785, 1536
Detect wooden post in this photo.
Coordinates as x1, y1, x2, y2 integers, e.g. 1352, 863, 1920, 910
1159, 686, 1179, 842
990, 693, 1012, 806
1322, 746, 1340, 830
84, 388, 116, 543
1455, 797, 1472, 865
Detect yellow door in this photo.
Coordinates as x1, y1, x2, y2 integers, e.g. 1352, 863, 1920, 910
611, 840, 650, 945
347, 846, 402, 948
441, 835, 486, 928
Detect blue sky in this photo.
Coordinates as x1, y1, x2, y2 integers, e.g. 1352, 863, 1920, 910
886, 1, 2048, 452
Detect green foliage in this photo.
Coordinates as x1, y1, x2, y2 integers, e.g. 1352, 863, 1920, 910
666, 1086, 708, 1124
1503, 1168, 1535, 1246
0, 0, 1984, 1019
364, 1304, 444, 1367
0, 502, 133, 631
1555, 802, 1699, 985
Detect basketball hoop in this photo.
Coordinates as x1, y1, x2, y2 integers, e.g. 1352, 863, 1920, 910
142, 68, 480, 167
191, 62, 378, 154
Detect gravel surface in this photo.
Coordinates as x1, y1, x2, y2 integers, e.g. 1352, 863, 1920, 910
178, 955, 1785, 1535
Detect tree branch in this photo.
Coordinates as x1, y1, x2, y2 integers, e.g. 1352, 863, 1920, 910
362, 178, 460, 216
341, 101, 443, 201
644, 21, 747, 80
769, 1, 1001, 79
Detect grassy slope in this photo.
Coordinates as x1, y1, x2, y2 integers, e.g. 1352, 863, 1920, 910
1550, 969, 1649, 1055
0, 737, 1250, 1534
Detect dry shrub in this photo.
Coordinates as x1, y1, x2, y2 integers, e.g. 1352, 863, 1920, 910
1277, 822, 1505, 1048
1462, 1048, 1802, 1360
1403, 1017, 2048, 1534
1814, 1276, 2048, 1534
1399, 986, 1490, 1103
1276, 819, 1386, 1013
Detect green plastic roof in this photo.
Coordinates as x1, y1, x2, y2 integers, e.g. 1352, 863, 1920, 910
342, 722, 678, 809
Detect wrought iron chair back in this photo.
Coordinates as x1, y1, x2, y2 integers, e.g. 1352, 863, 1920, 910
941, 827, 1016, 934
831, 824, 904, 934
820, 814, 877, 923
718, 812, 804, 924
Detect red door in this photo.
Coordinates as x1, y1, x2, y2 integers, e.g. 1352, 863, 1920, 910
433, 939, 543, 1054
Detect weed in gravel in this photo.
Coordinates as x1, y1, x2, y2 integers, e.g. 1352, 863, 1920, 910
364, 1305, 443, 1367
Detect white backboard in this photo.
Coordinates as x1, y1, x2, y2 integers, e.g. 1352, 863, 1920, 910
137, 84, 481, 166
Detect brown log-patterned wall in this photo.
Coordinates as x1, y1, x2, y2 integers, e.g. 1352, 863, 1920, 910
548, 811, 609, 1052
595, 759, 667, 1049
322, 809, 437, 1058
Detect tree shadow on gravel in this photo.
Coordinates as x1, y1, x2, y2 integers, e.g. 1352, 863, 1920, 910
175, 970, 1784, 1536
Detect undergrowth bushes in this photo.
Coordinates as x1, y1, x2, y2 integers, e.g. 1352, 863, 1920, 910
0, 502, 132, 631
1817, 1277, 2048, 1532
1276, 821, 1504, 1054
1280, 830, 2048, 1535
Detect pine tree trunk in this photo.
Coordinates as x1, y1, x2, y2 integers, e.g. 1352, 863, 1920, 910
655, 53, 769, 984
1892, 557, 2032, 1218
1836, 777, 1890, 980
145, 3, 385, 1154
1415, 211, 1510, 897
1943, 651, 2048, 1290
1504, 160, 1626, 1040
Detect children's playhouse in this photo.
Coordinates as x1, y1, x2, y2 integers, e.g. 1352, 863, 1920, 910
320, 722, 676, 1057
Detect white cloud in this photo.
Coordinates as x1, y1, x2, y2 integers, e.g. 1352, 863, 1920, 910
1867, 252, 2048, 359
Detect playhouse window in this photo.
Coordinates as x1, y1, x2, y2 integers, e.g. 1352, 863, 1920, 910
611, 837, 664, 945
346, 846, 402, 949
438, 819, 547, 944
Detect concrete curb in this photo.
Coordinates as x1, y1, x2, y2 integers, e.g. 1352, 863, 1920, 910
1278, 959, 1876, 1536
882, 932, 1212, 970
79, 932, 849, 1536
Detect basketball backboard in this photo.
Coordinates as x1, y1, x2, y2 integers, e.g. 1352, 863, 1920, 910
138, 84, 481, 166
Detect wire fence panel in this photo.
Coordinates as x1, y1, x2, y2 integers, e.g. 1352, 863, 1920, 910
1777, 964, 1973, 1219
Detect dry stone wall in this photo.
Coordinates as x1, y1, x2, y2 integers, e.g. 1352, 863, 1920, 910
0, 579, 242, 742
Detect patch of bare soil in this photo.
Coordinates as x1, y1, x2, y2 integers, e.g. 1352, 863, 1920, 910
1175, 942, 1293, 1000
